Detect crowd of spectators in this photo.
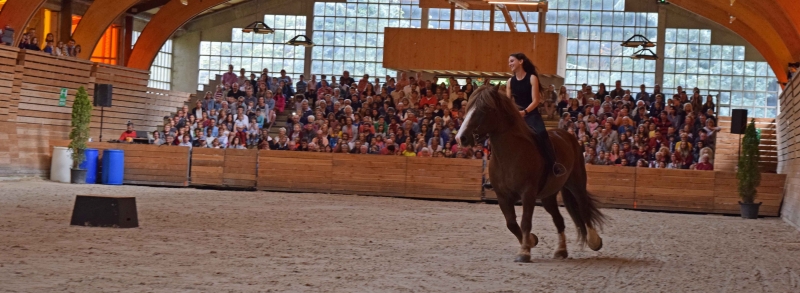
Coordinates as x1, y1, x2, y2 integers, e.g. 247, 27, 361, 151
2, 27, 82, 57
150, 65, 487, 159
148, 65, 722, 168
555, 81, 720, 170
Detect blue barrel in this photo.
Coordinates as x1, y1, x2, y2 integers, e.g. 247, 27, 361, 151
101, 149, 125, 185
78, 148, 99, 184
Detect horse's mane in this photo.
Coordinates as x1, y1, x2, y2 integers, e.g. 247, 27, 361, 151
466, 85, 536, 146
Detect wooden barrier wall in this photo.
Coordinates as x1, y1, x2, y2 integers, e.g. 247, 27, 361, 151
257, 152, 484, 201
715, 117, 778, 173
50, 140, 190, 187
257, 151, 333, 193
0, 49, 192, 178
44, 140, 785, 214
486, 165, 785, 216
777, 74, 800, 229
190, 148, 225, 186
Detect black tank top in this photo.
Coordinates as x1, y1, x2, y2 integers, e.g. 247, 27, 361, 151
510, 72, 535, 110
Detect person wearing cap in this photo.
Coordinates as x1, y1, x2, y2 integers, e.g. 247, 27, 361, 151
119, 123, 137, 142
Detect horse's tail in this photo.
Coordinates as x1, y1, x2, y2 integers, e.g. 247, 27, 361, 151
561, 185, 605, 247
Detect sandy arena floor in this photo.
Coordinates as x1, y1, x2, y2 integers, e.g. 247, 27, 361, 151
1, 180, 800, 292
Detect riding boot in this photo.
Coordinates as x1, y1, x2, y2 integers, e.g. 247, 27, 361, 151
533, 129, 567, 177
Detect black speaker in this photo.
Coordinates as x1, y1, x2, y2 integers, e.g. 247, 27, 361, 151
70, 195, 138, 228
93, 84, 113, 107
730, 109, 748, 134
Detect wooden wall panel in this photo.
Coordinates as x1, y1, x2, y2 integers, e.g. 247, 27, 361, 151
778, 75, 800, 229
405, 157, 482, 201
383, 28, 565, 76
190, 148, 225, 186
713, 172, 785, 216
634, 168, 716, 212
0, 46, 19, 121
14, 50, 94, 177
257, 151, 333, 193
585, 164, 636, 209
332, 154, 407, 197
715, 117, 777, 172
223, 149, 258, 188
49, 140, 190, 187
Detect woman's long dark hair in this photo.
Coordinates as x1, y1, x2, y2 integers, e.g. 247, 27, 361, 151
509, 53, 545, 93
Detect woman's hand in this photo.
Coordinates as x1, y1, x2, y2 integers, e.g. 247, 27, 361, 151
519, 110, 526, 117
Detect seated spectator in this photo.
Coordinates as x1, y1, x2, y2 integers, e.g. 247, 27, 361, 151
696, 154, 713, 170
119, 122, 137, 142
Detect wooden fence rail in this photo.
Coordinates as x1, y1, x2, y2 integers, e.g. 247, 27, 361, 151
48, 141, 785, 216
486, 164, 785, 216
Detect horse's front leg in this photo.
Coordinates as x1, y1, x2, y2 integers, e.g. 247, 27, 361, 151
496, 194, 522, 243
515, 193, 539, 263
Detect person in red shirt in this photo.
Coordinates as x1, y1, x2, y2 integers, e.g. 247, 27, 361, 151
119, 123, 137, 142
419, 91, 438, 109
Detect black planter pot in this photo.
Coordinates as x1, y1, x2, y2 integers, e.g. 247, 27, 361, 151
71, 168, 87, 184
739, 201, 762, 219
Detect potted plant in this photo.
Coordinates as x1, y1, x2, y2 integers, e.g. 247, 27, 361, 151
68, 86, 92, 184
737, 118, 762, 219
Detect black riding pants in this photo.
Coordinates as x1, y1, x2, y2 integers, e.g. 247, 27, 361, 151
523, 110, 557, 167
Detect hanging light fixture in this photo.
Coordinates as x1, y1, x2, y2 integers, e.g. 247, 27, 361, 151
730, 0, 735, 6
620, 34, 656, 48
242, 22, 275, 34
180, 0, 188, 5
242, 0, 274, 34
286, 35, 315, 47
630, 48, 658, 60
729, 14, 736, 24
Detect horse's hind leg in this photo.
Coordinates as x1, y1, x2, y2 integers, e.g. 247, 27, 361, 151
542, 194, 568, 259
515, 194, 539, 263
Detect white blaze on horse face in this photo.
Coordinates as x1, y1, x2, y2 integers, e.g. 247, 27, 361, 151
456, 107, 475, 146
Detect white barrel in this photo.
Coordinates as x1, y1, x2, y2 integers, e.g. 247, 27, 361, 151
50, 146, 72, 183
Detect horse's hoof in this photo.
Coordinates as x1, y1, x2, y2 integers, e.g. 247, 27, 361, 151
588, 236, 603, 251
530, 233, 539, 248
554, 249, 568, 259
514, 254, 531, 263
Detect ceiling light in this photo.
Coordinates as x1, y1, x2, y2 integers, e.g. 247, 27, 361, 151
630, 48, 658, 60
729, 15, 736, 24
242, 21, 274, 34
620, 34, 655, 48
180, 0, 188, 5
287, 35, 315, 47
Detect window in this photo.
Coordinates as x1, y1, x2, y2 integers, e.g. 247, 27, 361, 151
197, 15, 306, 91
311, 0, 422, 78
132, 31, 174, 90
428, 0, 658, 96
546, 0, 659, 96
663, 28, 778, 118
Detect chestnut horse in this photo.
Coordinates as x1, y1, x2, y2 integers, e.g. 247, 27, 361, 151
456, 86, 604, 263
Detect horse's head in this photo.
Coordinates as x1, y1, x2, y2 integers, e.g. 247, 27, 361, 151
456, 85, 519, 147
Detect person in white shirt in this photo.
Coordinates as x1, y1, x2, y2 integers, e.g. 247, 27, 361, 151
178, 135, 193, 148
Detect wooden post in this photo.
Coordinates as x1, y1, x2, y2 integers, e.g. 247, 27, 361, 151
123, 15, 133, 66
60, 0, 73, 43
490, 5, 495, 32
537, 6, 546, 32
450, 3, 455, 30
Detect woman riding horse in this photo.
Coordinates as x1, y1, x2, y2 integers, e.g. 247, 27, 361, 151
456, 84, 604, 262
484, 53, 567, 190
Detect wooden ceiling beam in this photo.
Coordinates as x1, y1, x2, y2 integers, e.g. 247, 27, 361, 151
0, 0, 47, 46
73, 0, 141, 60
128, 0, 232, 69
670, 0, 790, 83
499, 5, 517, 33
